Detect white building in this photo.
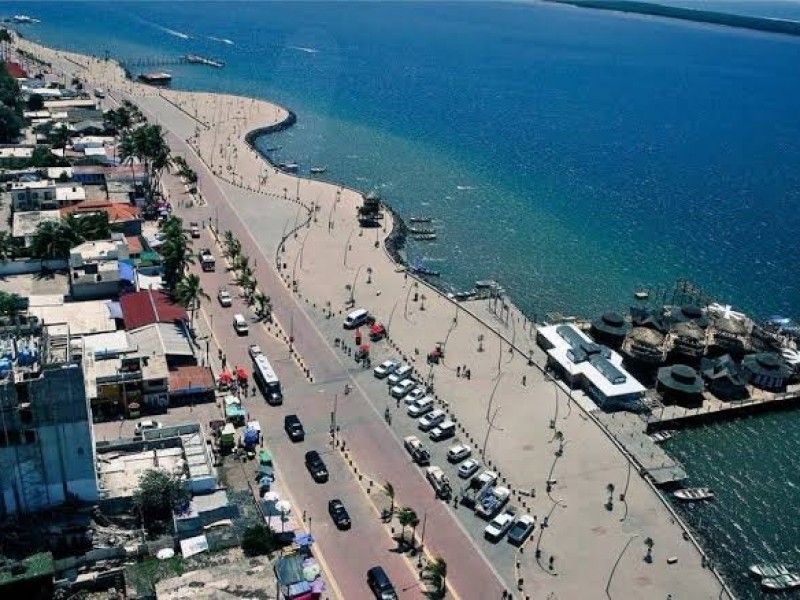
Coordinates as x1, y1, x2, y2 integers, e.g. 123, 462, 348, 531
69, 236, 129, 300
536, 323, 646, 410
10, 180, 86, 211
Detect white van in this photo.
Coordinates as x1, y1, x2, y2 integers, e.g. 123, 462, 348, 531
343, 308, 370, 329
233, 314, 249, 335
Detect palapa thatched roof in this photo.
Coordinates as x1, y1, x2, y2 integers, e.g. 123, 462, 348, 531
630, 327, 664, 347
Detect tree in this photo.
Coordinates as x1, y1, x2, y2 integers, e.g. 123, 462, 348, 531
382, 481, 395, 519
0, 105, 22, 143
159, 216, 193, 289
132, 469, 190, 529
65, 212, 110, 242
120, 123, 171, 201
644, 537, 654, 563
0, 291, 26, 317
242, 524, 279, 557
30, 220, 79, 260
175, 273, 209, 325
397, 507, 419, 546
0, 231, 17, 262
421, 556, 447, 599
0, 60, 21, 108
254, 292, 272, 321
26, 93, 44, 111
49, 124, 71, 157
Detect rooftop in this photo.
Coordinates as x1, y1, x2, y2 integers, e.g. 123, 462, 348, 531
61, 200, 141, 223
28, 298, 118, 336
83, 348, 170, 400
12, 209, 61, 239
129, 322, 195, 359
120, 289, 188, 330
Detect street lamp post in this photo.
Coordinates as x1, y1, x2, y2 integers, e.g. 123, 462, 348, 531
482, 407, 504, 457
349, 264, 364, 305
605, 534, 639, 599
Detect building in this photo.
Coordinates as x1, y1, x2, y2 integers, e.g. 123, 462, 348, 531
12, 210, 62, 247
590, 312, 631, 350
120, 289, 189, 331
742, 352, 792, 391
68, 236, 130, 300
61, 200, 142, 235
0, 317, 98, 516
700, 354, 749, 401
536, 324, 646, 410
10, 180, 86, 211
656, 364, 706, 408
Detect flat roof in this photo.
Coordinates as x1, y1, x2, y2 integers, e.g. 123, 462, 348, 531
98, 446, 184, 500
12, 209, 61, 238
538, 324, 646, 398
29, 298, 117, 336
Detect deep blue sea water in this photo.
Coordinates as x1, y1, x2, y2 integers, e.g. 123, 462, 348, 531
7, 2, 800, 597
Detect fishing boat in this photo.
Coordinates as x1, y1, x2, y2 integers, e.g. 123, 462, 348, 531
310, 166, 328, 174
409, 216, 432, 223
410, 266, 440, 278
761, 572, 800, 591
265, 146, 282, 152
184, 54, 225, 68
408, 227, 436, 235
672, 487, 714, 502
278, 162, 299, 173
649, 430, 675, 443
749, 563, 792, 579
413, 234, 437, 241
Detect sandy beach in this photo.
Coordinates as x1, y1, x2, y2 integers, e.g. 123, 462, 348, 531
13, 35, 729, 598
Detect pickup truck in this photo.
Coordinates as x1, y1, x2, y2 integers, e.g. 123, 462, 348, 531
403, 435, 431, 466
460, 469, 498, 509
425, 466, 452, 500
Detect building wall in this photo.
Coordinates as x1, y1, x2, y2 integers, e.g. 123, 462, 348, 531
71, 279, 121, 301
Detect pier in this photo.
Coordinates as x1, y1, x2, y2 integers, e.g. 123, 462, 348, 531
118, 54, 224, 69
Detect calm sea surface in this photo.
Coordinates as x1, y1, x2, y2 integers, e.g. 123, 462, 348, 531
9, 2, 800, 596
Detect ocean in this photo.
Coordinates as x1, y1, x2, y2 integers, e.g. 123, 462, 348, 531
8, 2, 800, 596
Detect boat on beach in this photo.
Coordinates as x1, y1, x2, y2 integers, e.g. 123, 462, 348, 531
310, 166, 327, 174
750, 563, 792, 579
649, 430, 675, 443
761, 572, 800, 591
672, 487, 714, 502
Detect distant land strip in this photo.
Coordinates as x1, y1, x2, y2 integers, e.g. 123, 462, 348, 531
544, 0, 800, 37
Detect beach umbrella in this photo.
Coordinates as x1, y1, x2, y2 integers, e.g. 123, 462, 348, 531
359, 344, 370, 353
262, 491, 279, 502
235, 366, 248, 380
218, 371, 233, 384
275, 500, 292, 515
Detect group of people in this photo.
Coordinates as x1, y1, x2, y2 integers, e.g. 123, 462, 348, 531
456, 365, 472, 380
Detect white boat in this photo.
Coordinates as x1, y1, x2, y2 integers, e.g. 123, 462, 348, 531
649, 430, 675, 443
750, 563, 792, 579
672, 487, 714, 502
761, 572, 800, 591
310, 166, 327, 174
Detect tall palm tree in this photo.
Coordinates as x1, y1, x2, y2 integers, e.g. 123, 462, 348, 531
175, 273, 209, 325
254, 292, 272, 321
382, 482, 395, 520
422, 557, 447, 599
64, 212, 110, 242
644, 537, 654, 563
118, 132, 138, 187
397, 507, 419, 546
30, 220, 79, 261
234, 254, 250, 273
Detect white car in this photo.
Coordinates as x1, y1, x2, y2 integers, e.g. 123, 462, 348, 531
387, 364, 413, 386
373, 360, 399, 379
484, 509, 516, 542
447, 443, 472, 464
391, 378, 416, 399
407, 396, 434, 418
458, 458, 480, 479
135, 420, 162, 435
248, 344, 262, 359
418, 408, 446, 431
217, 288, 232, 307
403, 387, 427, 405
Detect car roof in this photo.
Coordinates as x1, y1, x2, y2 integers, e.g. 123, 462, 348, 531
305, 450, 320, 459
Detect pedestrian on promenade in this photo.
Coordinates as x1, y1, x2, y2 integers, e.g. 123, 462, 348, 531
466, 368, 471, 380
457, 366, 461, 377
522, 375, 527, 386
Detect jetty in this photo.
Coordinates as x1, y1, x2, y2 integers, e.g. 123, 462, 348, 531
119, 54, 225, 69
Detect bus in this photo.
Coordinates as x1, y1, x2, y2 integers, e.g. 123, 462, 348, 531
253, 352, 283, 405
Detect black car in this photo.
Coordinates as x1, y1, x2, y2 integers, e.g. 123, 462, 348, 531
284, 414, 305, 442
304, 450, 329, 483
328, 498, 351, 529
367, 566, 397, 600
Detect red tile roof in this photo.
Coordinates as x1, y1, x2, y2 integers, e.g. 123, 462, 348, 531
169, 365, 215, 395
5, 62, 27, 79
120, 289, 188, 330
125, 235, 144, 255
61, 200, 140, 224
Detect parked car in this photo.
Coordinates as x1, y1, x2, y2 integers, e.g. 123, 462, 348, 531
387, 364, 413, 386
217, 288, 233, 307
248, 344, 263, 359
407, 396, 434, 418
418, 408, 446, 431
373, 360, 399, 379
403, 387, 427, 405
284, 414, 305, 442
507, 514, 536, 546
484, 508, 517, 542
135, 419, 162, 435
391, 378, 416, 399
304, 450, 329, 483
367, 566, 397, 600
458, 458, 480, 479
328, 499, 351, 529
429, 420, 456, 442
447, 443, 472, 463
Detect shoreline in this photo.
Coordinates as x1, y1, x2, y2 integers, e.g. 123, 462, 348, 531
14, 34, 733, 598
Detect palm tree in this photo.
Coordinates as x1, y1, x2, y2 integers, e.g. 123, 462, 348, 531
233, 253, 250, 273
223, 231, 241, 260
422, 556, 447, 599
175, 273, 209, 325
30, 220, 79, 261
397, 507, 419, 547
65, 212, 110, 242
0, 231, 17, 263
254, 292, 272, 321
119, 132, 138, 187
382, 482, 395, 520
644, 537, 654, 563
49, 124, 71, 157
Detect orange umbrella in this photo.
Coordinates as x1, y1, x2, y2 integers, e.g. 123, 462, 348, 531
235, 366, 249, 380
359, 344, 370, 353
218, 371, 233, 383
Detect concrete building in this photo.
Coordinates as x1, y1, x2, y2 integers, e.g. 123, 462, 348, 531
10, 180, 86, 211
537, 323, 646, 410
12, 210, 62, 247
0, 317, 98, 517
68, 236, 129, 300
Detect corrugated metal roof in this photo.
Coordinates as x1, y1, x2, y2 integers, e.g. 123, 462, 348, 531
129, 322, 194, 358
120, 289, 187, 330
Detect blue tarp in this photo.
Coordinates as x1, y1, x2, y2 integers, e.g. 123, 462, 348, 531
106, 300, 123, 320
118, 261, 136, 283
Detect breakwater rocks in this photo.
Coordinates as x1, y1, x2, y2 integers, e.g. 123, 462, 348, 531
244, 110, 298, 150
383, 205, 408, 265
547, 0, 800, 37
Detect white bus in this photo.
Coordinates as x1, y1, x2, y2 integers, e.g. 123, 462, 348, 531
253, 352, 283, 405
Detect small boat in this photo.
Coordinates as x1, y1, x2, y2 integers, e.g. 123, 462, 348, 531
750, 564, 792, 580
649, 430, 675, 444
265, 146, 282, 152
672, 487, 714, 502
409, 216, 432, 223
634, 290, 649, 300
407, 227, 435, 235
310, 166, 327, 174
411, 233, 437, 241
184, 54, 225, 68
411, 267, 440, 278
279, 162, 299, 173
761, 573, 800, 591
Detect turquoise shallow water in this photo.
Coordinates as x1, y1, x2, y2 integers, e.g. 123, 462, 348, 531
8, 2, 800, 596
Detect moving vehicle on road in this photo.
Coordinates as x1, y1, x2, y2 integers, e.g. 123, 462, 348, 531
373, 359, 399, 379
344, 308, 371, 329
391, 378, 416, 399
407, 396, 434, 418
447, 443, 472, 463
134, 419, 162, 435
458, 458, 480, 479
429, 420, 456, 442
507, 514, 536, 546
403, 435, 431, 466
217, 287, 232, 307
304, 450, 329, 483
200, 248, 215, 271
284, 414, 305, 442
190, 222, 201, 238
484, 507, 517, 542
387, 364, 413, 386
253, 351, 283, 405
328, 499, 351, 529
233, 313, 249, 335
418, 408, 446, 431
366, 566, 397, 600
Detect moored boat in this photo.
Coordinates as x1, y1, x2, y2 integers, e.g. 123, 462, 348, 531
278, 162, 299, 173
310, 166, 328, 174
750, 563, 792, 579
410, 216, 432, 223
410, 266, 440, 277
649, 430, 675, 443
408, 227, 435, 235
265, 146, 282, 152
672, 487, 714, 502
761, 572, 800, 591
411, 233, 437, 241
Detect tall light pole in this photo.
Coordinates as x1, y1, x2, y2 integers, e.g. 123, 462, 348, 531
482, 407, 504, 457
349, 264, 364, 305
605, 534, 639, 599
